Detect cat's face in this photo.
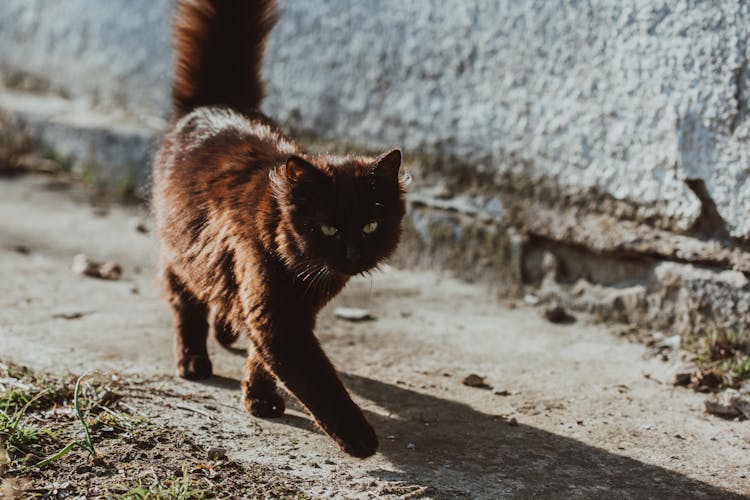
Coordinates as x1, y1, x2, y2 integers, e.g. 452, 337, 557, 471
272, 149, 409, 276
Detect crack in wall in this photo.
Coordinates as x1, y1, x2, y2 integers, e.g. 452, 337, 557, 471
729, 64, 745, 134
729, 25, 748, 135
684, 178, 731, 241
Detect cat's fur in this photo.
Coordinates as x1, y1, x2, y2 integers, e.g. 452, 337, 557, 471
153, 0, 409, 458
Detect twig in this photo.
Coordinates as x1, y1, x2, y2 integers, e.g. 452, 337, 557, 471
174, 404, 216, 420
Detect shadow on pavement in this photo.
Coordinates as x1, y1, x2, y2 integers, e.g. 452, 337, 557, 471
342, 374, 743, 499
195, 371, 741, 498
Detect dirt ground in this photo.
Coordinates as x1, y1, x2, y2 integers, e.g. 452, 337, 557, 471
1, 173, 748, 499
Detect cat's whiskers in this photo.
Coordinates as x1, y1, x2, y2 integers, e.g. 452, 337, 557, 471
303, 266, 327, 296
292, 259, 326, 281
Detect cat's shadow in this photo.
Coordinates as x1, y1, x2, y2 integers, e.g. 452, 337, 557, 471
197, 372, 741, 498
342, 374, 739, 498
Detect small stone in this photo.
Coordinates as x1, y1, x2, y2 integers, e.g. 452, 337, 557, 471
705, 389, 750, 419
663, 334, 681, 351
406, 443, 416, 450
130, 218, 149, 233
462, 374, 492, 390
97, 390, 118, 407
207, 447, 227, 461
334, 307, 374, 322
541, 252, 558, 278
508, 417, 519, 427
690, 370, 723, 392
71, 254, 122, 280
494, 389, 511, 396
673, 371, 692, 387
11, 245, 30, 255
523, 293, 540, 306
75, 464, 92, 474
543, 303, 575, 324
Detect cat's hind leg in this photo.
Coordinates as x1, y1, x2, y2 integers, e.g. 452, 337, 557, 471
210, 311, 240, 348
164, 267, 213, 380
242, 350, 285, 418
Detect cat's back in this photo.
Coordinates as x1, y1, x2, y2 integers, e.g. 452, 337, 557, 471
155, 107, 296, 185
152, 106, 297, 262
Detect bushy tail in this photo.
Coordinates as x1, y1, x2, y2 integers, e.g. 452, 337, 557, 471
171, 0, 278, 119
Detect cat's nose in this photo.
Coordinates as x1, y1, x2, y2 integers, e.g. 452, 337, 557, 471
345, 243, 361, 262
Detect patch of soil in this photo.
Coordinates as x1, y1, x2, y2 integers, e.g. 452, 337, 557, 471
16, 427, 310, 499
0, 362, 311, 499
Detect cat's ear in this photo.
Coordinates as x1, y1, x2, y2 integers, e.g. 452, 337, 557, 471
371, 149, 401, 179
371, 149, 410, 191
270, 156, 320, 200
285, 156, 319, 183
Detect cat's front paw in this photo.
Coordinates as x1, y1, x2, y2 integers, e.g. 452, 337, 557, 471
177, 355, 213, 380
243, 392, 286, 418
330, 413, 378, 458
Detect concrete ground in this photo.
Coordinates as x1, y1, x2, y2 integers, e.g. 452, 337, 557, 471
0, 173, 748, 499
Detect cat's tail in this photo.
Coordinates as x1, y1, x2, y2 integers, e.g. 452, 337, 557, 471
171, 0, 278, 119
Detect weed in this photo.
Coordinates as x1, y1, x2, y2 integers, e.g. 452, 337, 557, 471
118, 467, 207, 500
115, 167, 139, 200
31, 372, 98, 468
0, 367, 114, 470
1, 362, 312, 498
682, 328, 750, 390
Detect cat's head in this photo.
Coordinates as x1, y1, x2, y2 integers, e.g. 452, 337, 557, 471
271, 149, 410, 276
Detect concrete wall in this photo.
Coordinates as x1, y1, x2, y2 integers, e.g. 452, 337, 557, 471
2, 0, 750, 237
3, 1, 750, 333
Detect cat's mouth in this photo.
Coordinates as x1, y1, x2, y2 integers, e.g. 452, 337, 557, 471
330, 261, 378, 277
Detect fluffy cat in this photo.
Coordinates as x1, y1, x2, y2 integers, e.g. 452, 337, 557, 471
153, 0, 409, 458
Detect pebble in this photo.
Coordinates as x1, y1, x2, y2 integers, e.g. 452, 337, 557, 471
406, 443, 416, 450
12, 245, 31, 255
462, 374, 492, 390
663, 334, 681, 351
705, 389, 750, 419
207, 447, 227, 461
673, 371, 692, 386
130, 217, 149, 233
523, 293, 540, 305
71, 254, 123, 280
508, 417, 519, 427
543, 303, 575, 324
334, 307, 374, 322
96, 390, 118, 407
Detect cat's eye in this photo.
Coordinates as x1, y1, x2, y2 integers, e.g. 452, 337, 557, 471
363, 221, 378, 234
321, 224, 338, 236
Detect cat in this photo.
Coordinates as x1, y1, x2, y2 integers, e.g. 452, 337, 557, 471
153, 0, 410, 458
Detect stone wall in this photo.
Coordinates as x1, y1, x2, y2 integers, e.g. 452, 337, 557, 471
2, 0, 750, 334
